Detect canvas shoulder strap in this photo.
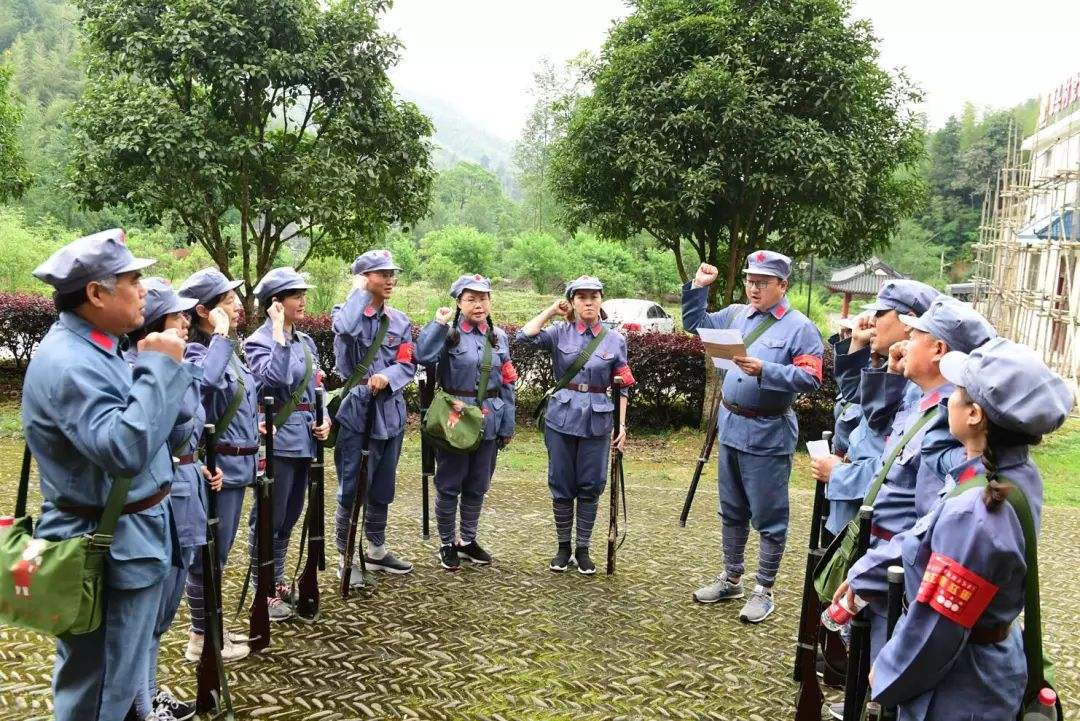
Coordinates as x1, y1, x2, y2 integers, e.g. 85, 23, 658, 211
948, 473, 1046, 697
864, 404, 937, 506
547, 326, 608, 398
339, 314, 390, 399
476, 339, 494, 405
272, 343, 314, 428
743, 313, 779, 348
209, 354, 247, 447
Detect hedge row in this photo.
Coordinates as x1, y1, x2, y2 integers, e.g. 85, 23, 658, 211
1, 292, 840, 438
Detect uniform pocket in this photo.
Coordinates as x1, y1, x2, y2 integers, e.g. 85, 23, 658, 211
589, 397, 614, 436
546, 392, 572, 427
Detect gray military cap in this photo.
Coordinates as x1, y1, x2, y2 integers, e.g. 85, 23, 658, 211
899, 296, 997, 354
863, 279, 940, 316
141, 277, 197, 328
252, 266, 314, 305
940, 337, 1074, 437
449, 274, 492, 299
32, 228, 156, 293
564, 275, 604, 299
177, 267, 243, 306
351, 249, 401, 275
743, 249, 792, 280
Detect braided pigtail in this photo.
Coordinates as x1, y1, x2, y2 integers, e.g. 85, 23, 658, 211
981, 442, 1007, 512
447, 306, 463, 347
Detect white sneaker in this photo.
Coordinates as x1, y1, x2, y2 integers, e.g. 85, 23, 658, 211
338, 561, 365, 588
186, 630, 250, 663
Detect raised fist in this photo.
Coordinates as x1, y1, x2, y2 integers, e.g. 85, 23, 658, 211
139, 330, 184, 362
435, 306, 454, 325
267, 300, 285, 326
887, 340, 908, 375
852, 313, 876, 346
549, 300, 572, 319
694, 263, 719, 287
208, 306, 230, 336
351, 273, 368, 293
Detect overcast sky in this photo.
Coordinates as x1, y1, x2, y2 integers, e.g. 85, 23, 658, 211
382, 0, 1080, 142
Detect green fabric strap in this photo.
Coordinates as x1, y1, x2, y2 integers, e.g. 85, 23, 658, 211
94, 473, 134, 546
743, 313, 780, 349
948, 473, 1046, 698
209, 354, 247, 447
547, 326, 608, 398
864, 405, 938, 506
475, 339, 493, 406
272, 343, 314, 429
340, 314, 390, 400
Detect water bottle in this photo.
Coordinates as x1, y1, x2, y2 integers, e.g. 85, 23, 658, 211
1023, 688, 1058, 720
821, 593, 867, 632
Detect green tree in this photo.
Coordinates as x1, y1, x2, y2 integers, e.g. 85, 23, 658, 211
66, 0, 434, 315
411, 162, 519, 238
386, 232, 421, 282
421, 253, 460, 289
419, 225, 498, 278
0, 65, 32, 201
504, 231, 567, 292
550, 0, 925, 306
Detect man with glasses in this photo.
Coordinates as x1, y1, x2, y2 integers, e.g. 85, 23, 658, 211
682, 250, 823, 623
331, 250, 417, 577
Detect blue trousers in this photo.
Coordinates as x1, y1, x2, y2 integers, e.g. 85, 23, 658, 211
335, 427, 403, 547
139, 549, 193, 716
543, 427, 610, 502
717, 443, 792, 587
434, 440, 497, 545
53, 583, 165, 721
187, 485, 247, 633
247, 456, 310, 587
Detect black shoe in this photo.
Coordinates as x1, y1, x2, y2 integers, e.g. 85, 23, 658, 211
575, 547, 596, 575
439, 544, 460, 571
153, 690, 197, 721
455, 540, 492, 565
549, 543, 572, 572
364, 551, 414, 574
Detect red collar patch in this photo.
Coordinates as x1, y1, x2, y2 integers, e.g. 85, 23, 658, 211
363, 306, 377, 317
575, 321, 602, 335
461, 321, 489, 334
773, 303, 787, 319
919, 391, 942, 413
89, 329, 115, 352
957, 465, 979, 485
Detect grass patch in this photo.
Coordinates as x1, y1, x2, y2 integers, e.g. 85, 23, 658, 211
1032, 417, 1080, 507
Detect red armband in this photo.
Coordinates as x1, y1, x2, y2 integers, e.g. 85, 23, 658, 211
500, 360, 519, 384
396, 342, 414, 363
793, 354, 823, 381
614, 364, 636, 387
915, 552, 999, 629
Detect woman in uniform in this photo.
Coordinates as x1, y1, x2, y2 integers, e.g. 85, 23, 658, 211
128, 278, 222, 721
416, 274, 517, 570
840, 337, 1072, 719
518, 276, 635, 575
244, 267, 330, 619
178, 268, 258, 662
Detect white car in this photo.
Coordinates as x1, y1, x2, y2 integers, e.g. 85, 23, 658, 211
601, 299, 676, 333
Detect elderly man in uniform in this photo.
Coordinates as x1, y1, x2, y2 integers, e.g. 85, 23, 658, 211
22, 230, 197, 721
683, 251, 824, 623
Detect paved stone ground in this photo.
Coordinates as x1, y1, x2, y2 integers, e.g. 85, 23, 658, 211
0, 430, 1076, 720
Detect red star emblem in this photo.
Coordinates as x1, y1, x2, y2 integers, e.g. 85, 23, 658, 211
756, 252, 766, 262
474, 274, 483, 280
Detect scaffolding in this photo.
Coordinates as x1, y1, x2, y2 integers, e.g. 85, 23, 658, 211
971, 114, 1080, 404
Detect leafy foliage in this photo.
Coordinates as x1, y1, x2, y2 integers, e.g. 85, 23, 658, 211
419, 225, 498, 279
0, 65, 31, 201
66, 0, 435, 315
550, 0, 925, 306
0, 292, 55, 370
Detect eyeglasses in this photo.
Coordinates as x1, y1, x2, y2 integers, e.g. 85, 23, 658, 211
743, 279, 776, 291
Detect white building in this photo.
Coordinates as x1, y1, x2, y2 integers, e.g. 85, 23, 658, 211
973, 70, 1080, 400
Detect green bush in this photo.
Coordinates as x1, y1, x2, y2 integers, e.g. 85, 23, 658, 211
421, 253, 461, 289
302, 255, 347, 315
387, 232, 421, 281
504, 232, 566, 293
419, 225, 498, 278
564, 233, 638, 297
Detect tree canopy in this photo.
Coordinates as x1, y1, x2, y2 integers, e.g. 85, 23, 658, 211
66, 0, 434, 312
0, 65, 31, 202
550, 0, 925, 305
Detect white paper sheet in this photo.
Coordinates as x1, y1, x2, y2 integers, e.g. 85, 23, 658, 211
806, 439, 832, 460
697, 328, 746, 372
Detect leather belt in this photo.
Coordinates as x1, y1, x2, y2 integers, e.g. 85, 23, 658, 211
258, 403, 312, 413
968, 623, 1012, 644
444, 388, 500, 399
870, 524, 895, 541
174, 454, 196, 466
59, 485, 172, 521
215, 444, 259, 456
566, 384, 610, 393
722, 400, 791, 418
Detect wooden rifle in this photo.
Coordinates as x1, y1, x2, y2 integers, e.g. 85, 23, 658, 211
340, 389, 378, 597
196, 425, 235, 719
248, 398, 275, 653
841, 505, 874, 721
606, 377, 627, 575
295, 389, 326, 620
418, 369, 435, 539
794, 431, 832, 720
679, 384, 722, 527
